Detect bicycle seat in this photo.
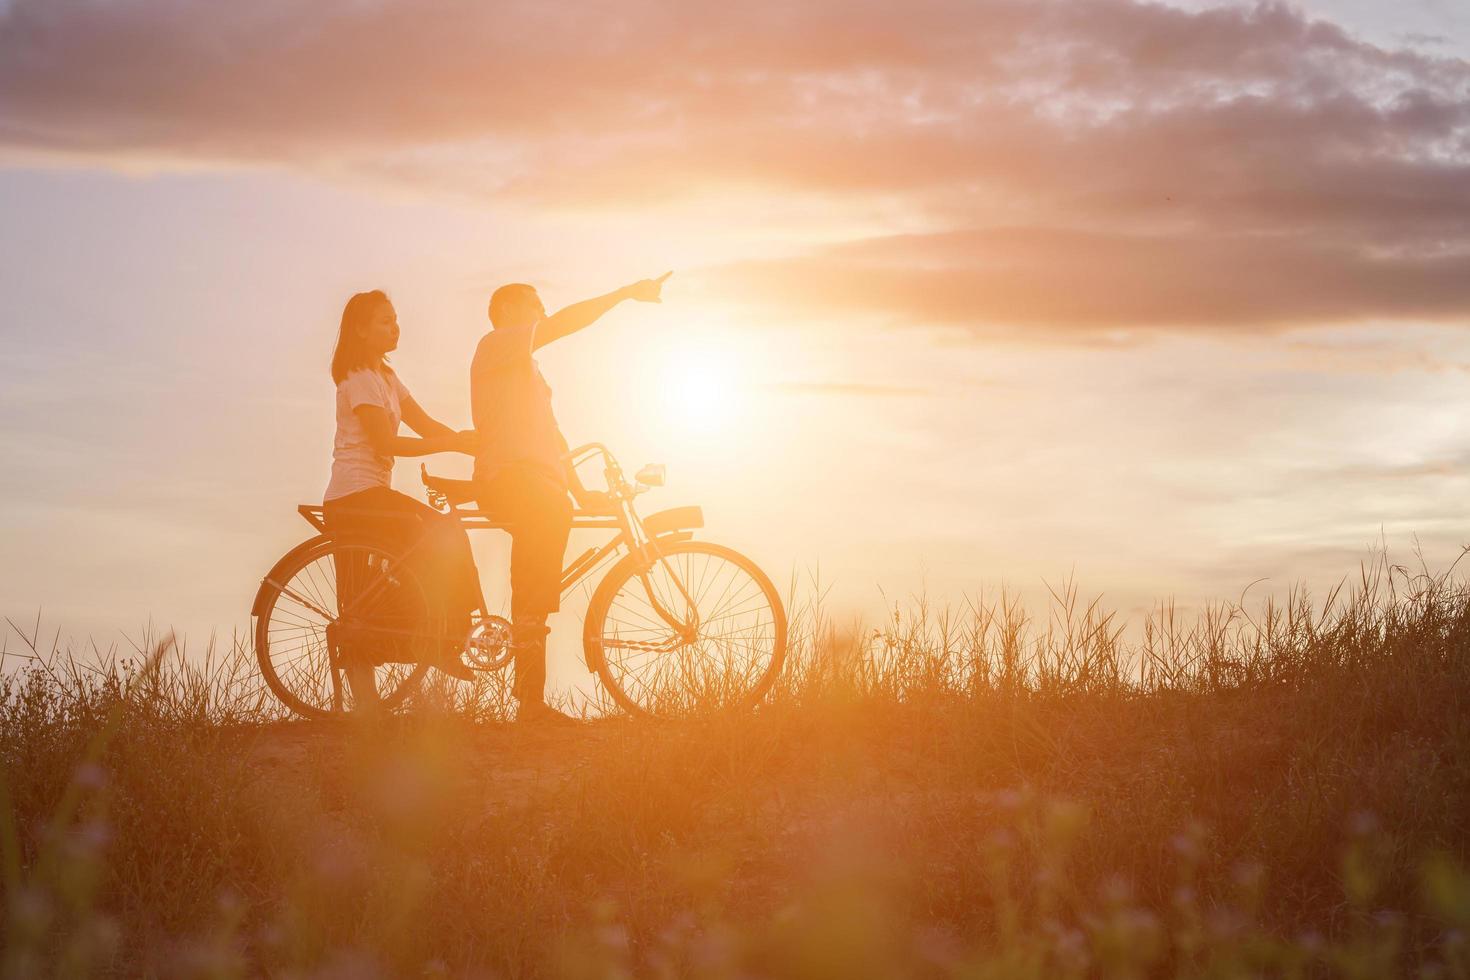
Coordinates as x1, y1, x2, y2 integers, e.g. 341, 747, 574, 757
421, 466, 478, 507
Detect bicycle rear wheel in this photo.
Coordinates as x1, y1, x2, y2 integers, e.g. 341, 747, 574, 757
583, 540, 786, 718
253, 537, 434, 719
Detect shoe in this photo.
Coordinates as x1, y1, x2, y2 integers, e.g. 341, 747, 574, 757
517, 701, 581, 726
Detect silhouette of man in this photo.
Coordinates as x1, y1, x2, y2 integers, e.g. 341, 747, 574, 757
470, 273, 671, 723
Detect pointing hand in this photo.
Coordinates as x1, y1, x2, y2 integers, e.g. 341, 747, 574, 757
627, 271, 672, 303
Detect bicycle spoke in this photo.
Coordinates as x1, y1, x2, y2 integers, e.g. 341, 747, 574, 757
301, 560, 333, 616
701, 566, 749, 628
593, 544, 783, 717
699, 593, 771, 627
258, 542, 433, 716
693, 555, 733, 609
605, 594, 679, 634
271, 583, 335, 623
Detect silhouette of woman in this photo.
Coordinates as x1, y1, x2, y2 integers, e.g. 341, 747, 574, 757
323, 290, 481, 687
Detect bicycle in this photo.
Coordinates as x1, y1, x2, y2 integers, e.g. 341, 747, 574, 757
250, 443, 787, 720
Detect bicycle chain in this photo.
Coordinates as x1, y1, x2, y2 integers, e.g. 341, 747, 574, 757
602, 636, 688, 654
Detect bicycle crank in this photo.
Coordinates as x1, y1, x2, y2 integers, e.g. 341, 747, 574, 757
464, 614, 515, 671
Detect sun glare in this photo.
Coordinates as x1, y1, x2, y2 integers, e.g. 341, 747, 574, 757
648, 337, 747, 440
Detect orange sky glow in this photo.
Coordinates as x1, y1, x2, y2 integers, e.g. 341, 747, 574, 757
3, 0, 1470, 691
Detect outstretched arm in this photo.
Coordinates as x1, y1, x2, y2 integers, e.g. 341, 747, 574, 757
533, 272, 671, 350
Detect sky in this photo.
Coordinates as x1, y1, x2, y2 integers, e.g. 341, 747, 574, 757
2, 0, 1470, 688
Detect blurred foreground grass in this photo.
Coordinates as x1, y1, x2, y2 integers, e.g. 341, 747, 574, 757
3, 553, 1470, 977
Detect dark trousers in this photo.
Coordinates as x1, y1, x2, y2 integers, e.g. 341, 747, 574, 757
475, 466, 573, 703
323, 487, 482, 661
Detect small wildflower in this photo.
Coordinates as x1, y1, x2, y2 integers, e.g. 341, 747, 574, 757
595, 922, 631, 953
1098, 874, 1134, 905
993, 788, 1024, 811
1053, 926, 1089, 969
88, 915, 121, 956
1347, 811, 1379, 837
9, 886, 53, 938
1372, 908, 1402, 929
1044, 800, 1087, 841
72, 762, 107, 790
216, 889, 244, 917
1232, 860, 1265, 891
70, 818, 111, 856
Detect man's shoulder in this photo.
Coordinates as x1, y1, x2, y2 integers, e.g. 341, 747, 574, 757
472, 324, 532, 370
470, 332, 503, 379
470, 332, 493, 363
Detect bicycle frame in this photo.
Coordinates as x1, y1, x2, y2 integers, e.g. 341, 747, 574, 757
289, 443, 704, 632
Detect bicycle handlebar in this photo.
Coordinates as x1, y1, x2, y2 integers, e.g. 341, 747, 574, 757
562, 442, 634, 501
561, 442, 612, 467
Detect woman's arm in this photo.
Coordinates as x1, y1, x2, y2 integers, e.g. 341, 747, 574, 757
355, 405, 472, 458
560, 458, 617, 514
400, 393, 455, 440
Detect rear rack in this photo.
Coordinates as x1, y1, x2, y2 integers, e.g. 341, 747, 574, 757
295, 503, 620, 534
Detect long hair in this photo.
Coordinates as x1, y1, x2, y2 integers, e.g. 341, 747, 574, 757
331, 290, 389, 383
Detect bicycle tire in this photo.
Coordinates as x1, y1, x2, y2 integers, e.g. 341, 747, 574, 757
583, 539, 787, 718
252, 536, 433, 719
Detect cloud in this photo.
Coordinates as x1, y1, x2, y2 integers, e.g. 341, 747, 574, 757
712, 223, 1470, 332
1326, 457, 1470, 480
2, 0, 1467, 332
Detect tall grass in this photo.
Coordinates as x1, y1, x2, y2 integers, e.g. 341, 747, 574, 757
3, 551, 1469, 976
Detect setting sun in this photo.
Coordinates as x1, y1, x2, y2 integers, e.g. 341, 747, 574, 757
646, 336, 748, 439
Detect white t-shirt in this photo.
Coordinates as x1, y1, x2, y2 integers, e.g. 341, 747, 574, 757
325, 367, 411, 502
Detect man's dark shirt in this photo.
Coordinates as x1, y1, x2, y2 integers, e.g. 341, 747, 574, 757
470, 322, 569, 488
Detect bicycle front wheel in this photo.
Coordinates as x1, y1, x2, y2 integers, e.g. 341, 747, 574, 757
583, 540, 787, 718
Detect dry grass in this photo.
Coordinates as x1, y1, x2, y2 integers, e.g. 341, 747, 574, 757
3, 551, 1470, 977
